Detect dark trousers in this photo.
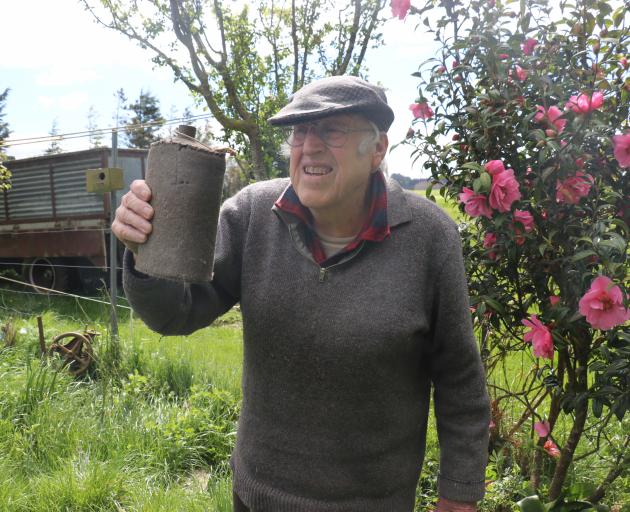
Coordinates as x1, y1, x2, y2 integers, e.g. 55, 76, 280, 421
233, 491, 251, 512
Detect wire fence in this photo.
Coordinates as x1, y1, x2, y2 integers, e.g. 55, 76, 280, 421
0, 260, 124, 272
0, 273, 131, 310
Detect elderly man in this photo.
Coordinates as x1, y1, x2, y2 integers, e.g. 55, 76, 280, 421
113, 76, 490, 512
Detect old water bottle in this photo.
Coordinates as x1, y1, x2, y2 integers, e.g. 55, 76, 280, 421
136, 125, 227, 282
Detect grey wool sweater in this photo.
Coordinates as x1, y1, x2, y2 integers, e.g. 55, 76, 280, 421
123, 177, 490, 512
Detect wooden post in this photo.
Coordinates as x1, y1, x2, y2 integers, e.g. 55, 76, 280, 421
37, 316, 46, 355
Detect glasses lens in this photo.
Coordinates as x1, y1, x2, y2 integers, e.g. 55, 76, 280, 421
319, 125, 348, 147
280, 127, 297, 146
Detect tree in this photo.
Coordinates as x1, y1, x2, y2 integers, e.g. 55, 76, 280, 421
82, 0, 387, 180
124, 89, 165, 148
0, 88, 10, 190
86, 105, 104, 148
44, 118, 63, 155
113, 87, 127, 127
403, 0, 629, 505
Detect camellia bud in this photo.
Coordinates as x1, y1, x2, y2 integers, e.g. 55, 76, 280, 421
621, 57, 629, 70
406, 128, 415, 139
545, 129, 556, 137
592, 41, 600, 54
572, 22, 583, 35
452, 133, 460, 141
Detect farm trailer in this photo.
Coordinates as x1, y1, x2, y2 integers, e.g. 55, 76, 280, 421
0, 148, 147, 292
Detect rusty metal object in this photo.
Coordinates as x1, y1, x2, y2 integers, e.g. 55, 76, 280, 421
48, 330, 98, 376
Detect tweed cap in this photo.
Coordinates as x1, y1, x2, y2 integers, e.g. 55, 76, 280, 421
268, 76, 394, 131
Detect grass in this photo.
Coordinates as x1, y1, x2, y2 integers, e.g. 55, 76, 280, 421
1, 259, 628, 511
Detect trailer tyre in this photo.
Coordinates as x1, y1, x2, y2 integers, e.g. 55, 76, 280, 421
23, 257, 69, 293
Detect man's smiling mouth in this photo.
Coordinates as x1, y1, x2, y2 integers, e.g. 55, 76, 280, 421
303, 166, 333, 176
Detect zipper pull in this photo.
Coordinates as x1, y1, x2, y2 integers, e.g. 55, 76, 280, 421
319, 267, 327, 282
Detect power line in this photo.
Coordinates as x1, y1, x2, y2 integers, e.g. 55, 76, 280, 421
2, 113, 215, 148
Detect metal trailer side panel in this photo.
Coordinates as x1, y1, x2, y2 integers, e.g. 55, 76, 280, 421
52, 155, 106, 217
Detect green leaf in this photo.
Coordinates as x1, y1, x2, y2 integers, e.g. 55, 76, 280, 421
517, 496, 546, 512
570, 250, 597, 262
461, 162, 485, 172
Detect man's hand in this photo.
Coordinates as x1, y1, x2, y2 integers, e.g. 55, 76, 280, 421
111, 179, 154, 254
434, 497, 477, 512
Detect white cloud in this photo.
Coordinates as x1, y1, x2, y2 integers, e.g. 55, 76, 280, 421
36, 68, 101, 87
37, 91, 89, 112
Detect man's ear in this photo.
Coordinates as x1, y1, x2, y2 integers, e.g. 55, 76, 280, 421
371, 132, 389, 172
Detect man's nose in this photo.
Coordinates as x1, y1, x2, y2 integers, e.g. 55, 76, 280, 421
302, 126, 326, 152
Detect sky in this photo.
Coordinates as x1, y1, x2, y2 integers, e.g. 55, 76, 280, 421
1, 0, 439, 178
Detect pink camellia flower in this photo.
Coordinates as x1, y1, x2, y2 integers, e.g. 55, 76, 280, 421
522, 38, 538, 55
534, 105, 567, 134
544, 439, 561, 458
498, 53, 510, 60
409, 102, 434, 120
522, 314, 554, 359
550, 295, 561, 306
513, 209, 534, 230
390, 0, 411, 20
483, 232, 497, 248
621, 57, 629, 69
483, 232, 498, 259
565, 91, 604, 114
579, 276, 630, 330
514, 65, 528, 81
612, 133, 630, 168
489, 169, 521, 212
489, 419, 496, 429
556, 171, 594, 204
484, 159, 506, 176
436, 65, 447, 74
512, 209, 534, 245
534, 421, 550, 438
459, 187, 493, 219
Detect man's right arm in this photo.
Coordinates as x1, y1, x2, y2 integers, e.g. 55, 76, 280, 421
114, 179, 241, 335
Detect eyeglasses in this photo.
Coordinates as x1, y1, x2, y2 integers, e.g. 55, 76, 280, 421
281, 121, 375, 148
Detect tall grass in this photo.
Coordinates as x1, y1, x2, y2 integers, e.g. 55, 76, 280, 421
0, 289, 240, 511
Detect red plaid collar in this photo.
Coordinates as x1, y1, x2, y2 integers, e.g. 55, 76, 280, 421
274, 171, 390, 265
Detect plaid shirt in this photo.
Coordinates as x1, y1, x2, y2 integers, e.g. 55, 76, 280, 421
274, 171, 390, 266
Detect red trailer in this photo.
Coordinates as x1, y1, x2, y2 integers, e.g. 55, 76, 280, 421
0, 148, 147, 292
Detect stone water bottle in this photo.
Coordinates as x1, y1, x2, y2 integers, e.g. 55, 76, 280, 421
136, 125, 226, 283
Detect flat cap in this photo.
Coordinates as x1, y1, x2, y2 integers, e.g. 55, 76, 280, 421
268, 76, 394, 131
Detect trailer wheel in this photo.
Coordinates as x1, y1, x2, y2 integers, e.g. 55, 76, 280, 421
23, 257, 69, 293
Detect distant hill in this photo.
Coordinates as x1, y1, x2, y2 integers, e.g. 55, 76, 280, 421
390, 173, 444, 191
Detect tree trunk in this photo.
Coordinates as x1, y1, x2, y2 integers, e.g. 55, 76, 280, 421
548, 349, 589, 500
247, 128, 267, 181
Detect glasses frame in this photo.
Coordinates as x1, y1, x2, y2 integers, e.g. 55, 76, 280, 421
281, 122, 375, 148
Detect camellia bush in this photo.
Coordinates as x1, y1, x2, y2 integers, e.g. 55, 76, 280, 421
396, 0, 629, 507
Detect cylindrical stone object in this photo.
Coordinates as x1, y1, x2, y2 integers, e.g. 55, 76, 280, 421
136, 126, 226, 283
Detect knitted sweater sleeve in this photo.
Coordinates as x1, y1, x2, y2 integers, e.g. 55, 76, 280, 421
429, 223, 490, 503
122, 192, 246, 336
